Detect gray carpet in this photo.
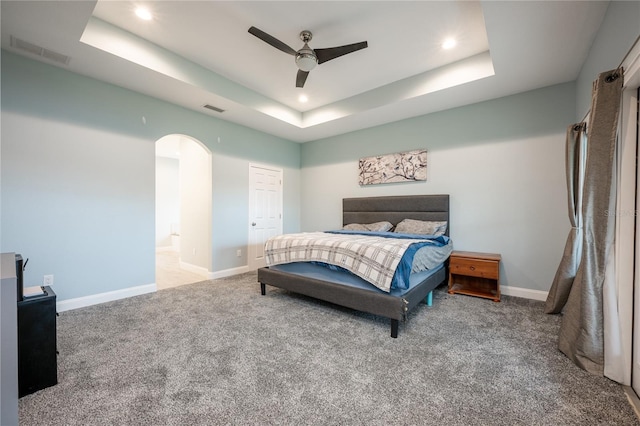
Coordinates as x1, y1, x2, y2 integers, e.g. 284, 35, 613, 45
19, 272, 639, 425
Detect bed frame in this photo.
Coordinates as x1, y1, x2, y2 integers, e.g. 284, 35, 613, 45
257, 194, 450, 338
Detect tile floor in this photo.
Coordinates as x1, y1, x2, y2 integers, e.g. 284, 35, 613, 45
155, 250, 208, 290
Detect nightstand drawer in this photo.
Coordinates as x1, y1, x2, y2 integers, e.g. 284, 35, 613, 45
450, 258, 499, 279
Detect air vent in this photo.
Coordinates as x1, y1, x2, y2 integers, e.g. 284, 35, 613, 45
203, 104, 225, 113
9, 36, 70, 65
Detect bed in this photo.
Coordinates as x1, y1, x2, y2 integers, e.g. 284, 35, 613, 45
257, 194, 450, 338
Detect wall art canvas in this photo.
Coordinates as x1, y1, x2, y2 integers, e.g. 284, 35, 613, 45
359, 149, 427, 185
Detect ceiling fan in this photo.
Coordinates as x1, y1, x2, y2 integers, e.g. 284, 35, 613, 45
248, 26, 368, 88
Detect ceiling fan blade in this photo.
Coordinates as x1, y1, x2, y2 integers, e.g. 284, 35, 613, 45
296, 70, 309, 88
315, 41, 368, 64
248, 26, 297, 56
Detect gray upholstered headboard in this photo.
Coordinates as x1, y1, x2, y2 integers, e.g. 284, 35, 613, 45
343, 195, 450, 236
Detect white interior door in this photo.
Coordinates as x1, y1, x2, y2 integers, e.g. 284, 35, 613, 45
248, 164, 283, 269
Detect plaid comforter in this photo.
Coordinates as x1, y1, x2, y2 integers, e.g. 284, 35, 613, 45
264, 231, 436, 292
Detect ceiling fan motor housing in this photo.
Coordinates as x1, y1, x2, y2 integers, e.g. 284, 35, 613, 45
295, 44, 317, 72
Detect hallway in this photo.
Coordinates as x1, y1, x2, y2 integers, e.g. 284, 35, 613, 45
155, 250, 208, 290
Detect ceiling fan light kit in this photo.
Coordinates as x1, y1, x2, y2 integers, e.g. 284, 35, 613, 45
295, 50, 317, 72
248, 26, 368, 88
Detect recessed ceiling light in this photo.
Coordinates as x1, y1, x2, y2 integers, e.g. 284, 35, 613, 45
298, 94, 308, 103
135, 7, 153, 21
442, 38, 457, 50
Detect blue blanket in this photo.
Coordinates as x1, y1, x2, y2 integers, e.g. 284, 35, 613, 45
322, 230, 449, 290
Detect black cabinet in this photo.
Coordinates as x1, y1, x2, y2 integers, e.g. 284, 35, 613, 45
18, 286, 57, 397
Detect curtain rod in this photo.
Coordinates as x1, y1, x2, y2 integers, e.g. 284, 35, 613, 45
578, 34, 640, 125
579, 109, 589, 125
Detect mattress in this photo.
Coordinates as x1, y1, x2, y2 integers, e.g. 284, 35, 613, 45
268, 262, 445, 298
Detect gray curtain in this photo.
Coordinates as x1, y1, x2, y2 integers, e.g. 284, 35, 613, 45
556, 69, 623, 375
545, 123, 585, 314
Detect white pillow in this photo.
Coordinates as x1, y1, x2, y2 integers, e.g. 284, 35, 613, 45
343, 221, 393, 232
394, 219, 447, 236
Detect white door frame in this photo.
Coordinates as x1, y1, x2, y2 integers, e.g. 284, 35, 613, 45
632, 84, 640, 393
618, 40, 640, 391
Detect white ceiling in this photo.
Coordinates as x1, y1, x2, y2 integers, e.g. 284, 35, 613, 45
1, 1, 610, 143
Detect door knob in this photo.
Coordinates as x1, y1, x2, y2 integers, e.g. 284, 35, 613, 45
252, 222, 256, 226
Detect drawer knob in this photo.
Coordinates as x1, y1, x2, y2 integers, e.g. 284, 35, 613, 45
469, 266, 476, 270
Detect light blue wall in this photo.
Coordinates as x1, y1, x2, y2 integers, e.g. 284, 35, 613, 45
299, 0, 639, 293
302, 84, 574, 167
1, 51, 301, 301
301, 83, 576, 292
2, 1, 634, 302
576, 1, 640, 119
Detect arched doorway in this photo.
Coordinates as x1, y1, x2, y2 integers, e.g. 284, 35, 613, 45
155, 134, 212, 290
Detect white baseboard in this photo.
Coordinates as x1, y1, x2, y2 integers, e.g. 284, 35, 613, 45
54, 276, 545, 312
57, 283, 157, 312
179, 260, 252, 280
209, 265, 252, 279
179, 261, 210, 277
501, 285, 548, 301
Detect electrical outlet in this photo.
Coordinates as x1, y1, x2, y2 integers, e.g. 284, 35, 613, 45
43, 275, 54, 286
192, 248, 196, 255
236, 249, 242, 257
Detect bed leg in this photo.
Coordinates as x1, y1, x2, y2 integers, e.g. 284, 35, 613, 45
426, 291, 433, 307
390, 319, 399, 338
260, 283, 266, 296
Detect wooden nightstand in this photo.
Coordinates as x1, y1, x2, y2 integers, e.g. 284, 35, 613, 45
448, 251, 501, 302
